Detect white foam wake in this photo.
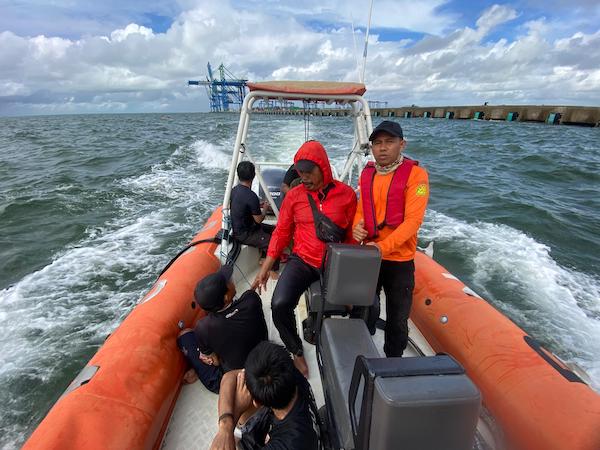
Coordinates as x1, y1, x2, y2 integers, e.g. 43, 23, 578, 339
190, 139, 232, 171
421, 210, 600, 390
0, 138, 221, 448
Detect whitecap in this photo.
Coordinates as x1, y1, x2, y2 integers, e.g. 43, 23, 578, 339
421, 210, 600, 390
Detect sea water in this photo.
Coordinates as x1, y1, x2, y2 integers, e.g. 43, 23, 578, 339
0, 113, 598, 448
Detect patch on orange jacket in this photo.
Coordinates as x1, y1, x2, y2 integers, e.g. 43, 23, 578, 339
415, 183, 428, 196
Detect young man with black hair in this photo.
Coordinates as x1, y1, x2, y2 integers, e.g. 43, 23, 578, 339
177, 265, 268, 393
210, 341, 320, 450
231, 161, 275, 251
281, 164, 300, 195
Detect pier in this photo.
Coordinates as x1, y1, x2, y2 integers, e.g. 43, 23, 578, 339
255, 104, 600, 127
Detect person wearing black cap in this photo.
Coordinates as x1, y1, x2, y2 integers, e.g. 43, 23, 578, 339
352, 120, 429, 357
177, 265, 268, 393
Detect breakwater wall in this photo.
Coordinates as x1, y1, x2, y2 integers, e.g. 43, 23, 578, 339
255, 105, 600, 127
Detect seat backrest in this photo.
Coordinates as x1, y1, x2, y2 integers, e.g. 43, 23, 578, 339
322, 244, 381, 307
349, 355, 481, 450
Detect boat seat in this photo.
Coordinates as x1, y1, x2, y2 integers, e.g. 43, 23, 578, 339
303, 280, 348, 344
316, 244, 480, 449
303, 245, 380, 345
315, 244, 382, 448
305, 280, 347, 313
348, 355, 481, 450
320, 318, 380, 449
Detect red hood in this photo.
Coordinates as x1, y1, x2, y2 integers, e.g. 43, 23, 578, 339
293, 141, 334, 185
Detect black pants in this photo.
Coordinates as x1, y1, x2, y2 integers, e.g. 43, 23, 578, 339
236, 224, 275, 251
271, 254, 320, 355
177, 331, 223, 393
373, 259, 415, 357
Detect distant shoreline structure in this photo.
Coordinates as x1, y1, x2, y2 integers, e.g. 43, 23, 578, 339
255, 104, 600, 127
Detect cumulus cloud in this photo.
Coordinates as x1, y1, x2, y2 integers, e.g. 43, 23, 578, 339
1, 1, 600, 115
233, 0, 456, 35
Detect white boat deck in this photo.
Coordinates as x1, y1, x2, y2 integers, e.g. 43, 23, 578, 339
160, 245, 432, 450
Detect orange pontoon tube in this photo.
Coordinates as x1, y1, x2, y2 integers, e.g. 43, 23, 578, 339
411, 251, 600, 450
23, 208, 223, 450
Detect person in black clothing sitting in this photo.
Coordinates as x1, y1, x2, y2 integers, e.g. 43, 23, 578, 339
281, 164, 300, 196
177, 265, 268, 393
231, 161, 275, 251
210, 341, 320, 450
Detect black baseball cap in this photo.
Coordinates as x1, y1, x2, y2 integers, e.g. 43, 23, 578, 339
369, 121, 404, 141
295, 159, 317, 172
194, 264, 234, 313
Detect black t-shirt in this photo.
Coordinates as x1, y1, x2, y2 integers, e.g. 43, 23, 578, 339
194, 290, 268, 372
283, 165, 299, 187
240, 370, 321, 450
231, 184, 261, 236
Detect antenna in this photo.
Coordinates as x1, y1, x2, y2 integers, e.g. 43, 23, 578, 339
361, 0, 374, 84
351, 15, 361, 82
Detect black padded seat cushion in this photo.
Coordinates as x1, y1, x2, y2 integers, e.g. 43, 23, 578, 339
320, 319, 380, 449
306, 281, 346, 313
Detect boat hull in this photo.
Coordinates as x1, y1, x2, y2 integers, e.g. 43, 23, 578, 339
411, 251, 600, 450
23, 208, 223, 450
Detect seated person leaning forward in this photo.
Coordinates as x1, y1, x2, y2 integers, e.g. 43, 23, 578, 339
210, 341, 320, 450
177, 265, 268, 393
252, 140, 357, 377
231, 161, 274, 251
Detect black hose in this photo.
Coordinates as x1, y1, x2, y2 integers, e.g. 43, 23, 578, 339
157, 237, 220, 279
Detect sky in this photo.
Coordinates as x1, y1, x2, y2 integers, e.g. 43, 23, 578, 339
1, 0, 600, 116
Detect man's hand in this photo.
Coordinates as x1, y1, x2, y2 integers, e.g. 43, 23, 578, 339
234, 370, 253, 416
200, 352, 221, 367
353, 219, 368, 243
251, 267, 270, 294
252, 256, 276, 294
209, 420, 235, 450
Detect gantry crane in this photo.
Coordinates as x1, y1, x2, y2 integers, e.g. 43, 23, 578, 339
188, 63, 248, 112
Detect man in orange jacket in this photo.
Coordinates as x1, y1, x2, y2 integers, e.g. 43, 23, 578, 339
353, 121, 429, 357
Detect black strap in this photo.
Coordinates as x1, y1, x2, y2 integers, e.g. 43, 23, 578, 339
157, 236, 220, 279
307, 193, 320, 216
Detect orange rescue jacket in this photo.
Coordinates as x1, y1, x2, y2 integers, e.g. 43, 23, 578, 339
354, 161, 429, 261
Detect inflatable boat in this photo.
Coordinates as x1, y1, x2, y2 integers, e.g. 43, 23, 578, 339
24, 81, 600, 450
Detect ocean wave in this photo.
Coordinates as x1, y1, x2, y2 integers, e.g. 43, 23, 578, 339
191, 139, 232, 171
0, 209, 186, 448
120, 139, 219, 218
421, 210, 600, 390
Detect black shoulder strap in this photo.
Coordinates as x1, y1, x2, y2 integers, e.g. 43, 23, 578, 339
307, 193, 319, 215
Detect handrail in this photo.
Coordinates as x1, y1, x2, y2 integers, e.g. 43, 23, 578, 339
220, 87, 374, 263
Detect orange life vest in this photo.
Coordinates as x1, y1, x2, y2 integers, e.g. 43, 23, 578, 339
359, 158, 417, 238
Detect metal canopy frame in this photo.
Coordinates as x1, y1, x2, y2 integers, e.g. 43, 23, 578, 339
220, 88, 374, 262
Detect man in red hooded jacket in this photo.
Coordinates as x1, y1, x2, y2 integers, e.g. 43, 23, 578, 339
252, 140, 357, 376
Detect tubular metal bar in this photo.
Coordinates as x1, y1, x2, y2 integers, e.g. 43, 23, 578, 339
221, 96, 255, 262
339, 102, 371, 183
242, 147, 280, 218
220, 89, 373, 262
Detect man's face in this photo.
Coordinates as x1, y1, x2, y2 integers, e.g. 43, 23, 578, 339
371, 132, 406, 166
298, 165, 324, 191
225, 281, 236, 303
